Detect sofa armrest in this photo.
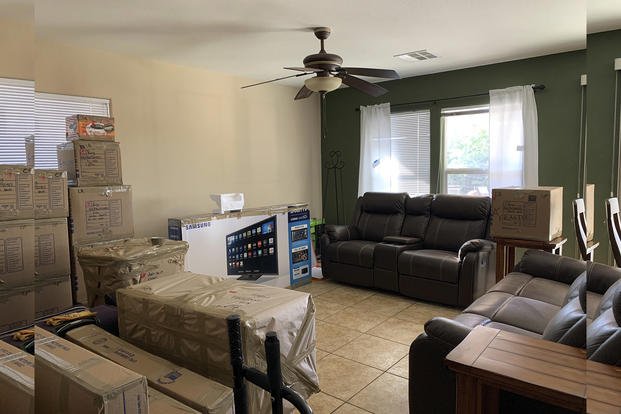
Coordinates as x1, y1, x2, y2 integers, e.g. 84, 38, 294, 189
325, 224, 359, 242
458, 239, 495, 261
382, 235, 422, 245
424, 317, 472, 348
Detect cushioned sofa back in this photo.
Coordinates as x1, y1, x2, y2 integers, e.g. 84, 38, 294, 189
587, 286, 621, 365
401, 194, 434, 238
515, 249, 587, 285
355, 192, 407, 242
423, 195, 491, 251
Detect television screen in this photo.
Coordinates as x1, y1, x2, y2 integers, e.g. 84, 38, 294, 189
226, 216, 278, 275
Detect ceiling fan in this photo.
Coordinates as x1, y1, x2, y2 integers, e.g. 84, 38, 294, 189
242, 27, 400, 100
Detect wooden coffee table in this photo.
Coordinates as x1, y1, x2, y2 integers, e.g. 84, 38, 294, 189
493, 236, 568, 282
587, 359, 621, 413
445, 326, 586, 413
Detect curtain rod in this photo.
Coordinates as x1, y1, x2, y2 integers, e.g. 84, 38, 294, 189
354, 84, 546, 111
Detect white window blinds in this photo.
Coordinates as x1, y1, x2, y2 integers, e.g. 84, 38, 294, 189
389, 110, 431, 195
35, 93, 110, 168
0, 78, 35, 165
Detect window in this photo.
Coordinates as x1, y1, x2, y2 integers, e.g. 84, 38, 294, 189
389, 110, 431, 195
35, 93, 110, 168
0, 78, 35, 165
441, 105, 490, 196
0, 77, 110, 168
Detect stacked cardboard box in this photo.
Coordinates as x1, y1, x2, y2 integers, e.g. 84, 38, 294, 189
0, 340, 35, 413
58, 114, 135, 304
34, 168, 72, 318
0, 165, 35, 333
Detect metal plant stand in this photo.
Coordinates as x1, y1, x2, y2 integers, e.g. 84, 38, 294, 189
322, 150, 345, 223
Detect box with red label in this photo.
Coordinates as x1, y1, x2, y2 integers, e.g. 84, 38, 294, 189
57, 140, 122, 187
66, 114, 115, 140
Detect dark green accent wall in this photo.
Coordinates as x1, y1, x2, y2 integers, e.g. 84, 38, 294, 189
586, 29, 621, 265
322, 50, 586, 259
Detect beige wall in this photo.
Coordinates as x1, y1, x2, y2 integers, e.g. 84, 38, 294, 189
0, 16, 34, 80
6, 30, 321, 237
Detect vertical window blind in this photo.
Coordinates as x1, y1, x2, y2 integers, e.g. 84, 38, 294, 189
35, 92, 110, 168
0, 78, 35, 165
389, 109, 431, 195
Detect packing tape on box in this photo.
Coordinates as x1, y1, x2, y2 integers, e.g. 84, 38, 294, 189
0, 353, 35, 389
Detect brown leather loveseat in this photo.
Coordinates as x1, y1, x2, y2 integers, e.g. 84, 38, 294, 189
320, 192, 494, 307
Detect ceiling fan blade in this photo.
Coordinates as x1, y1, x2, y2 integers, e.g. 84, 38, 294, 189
241, 72, 311, 89
337, 74, 388, 97
284, 67, 323, 73
339, 67, 400, 79
294, 86, 314, 100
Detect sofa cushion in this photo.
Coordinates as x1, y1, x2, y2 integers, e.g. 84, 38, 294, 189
492, 297, 560, 335
326, 240, 377, 268
464, 291, 514, 319
542, 297, 586, 348
355, 192, 407, 242
484, 322, 542, 338
401, 195, 433, 238
488, 272, 533, 295
518, 278, 570, 307
422, 195, 490, 252
398, 250, 460, 283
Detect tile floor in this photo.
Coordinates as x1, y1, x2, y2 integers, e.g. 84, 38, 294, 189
294, 279, 461, 414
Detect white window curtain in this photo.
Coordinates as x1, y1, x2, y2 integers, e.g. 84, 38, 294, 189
358, 103, 391, 195
489, 85, 539, 188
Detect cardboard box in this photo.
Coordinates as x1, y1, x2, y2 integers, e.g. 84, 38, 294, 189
35, 218, 71, 279
69, 186, 134, 245
34, 169, 69, 219
57, 140, 122, 186
78, 238, 188, 307
148, 388, 200, 414
491, 187, 563, 242
66, 114, 115, 140
35, 327, 149, 414
25, 136, 34, 168
0, 340, 34, 414
69, 245, 87, 305
0, 284, 34, 333
66, 324, 233, 414
35, 275, 73, 319
0, 165, 34, 220
585, 183, 595, 242
0, 219, 35, 287
117, 273, 319, 413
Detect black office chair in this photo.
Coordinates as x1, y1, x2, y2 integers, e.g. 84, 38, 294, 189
606, 197, 621, 267
573, 198, 598, 261
226, 314, 313, 414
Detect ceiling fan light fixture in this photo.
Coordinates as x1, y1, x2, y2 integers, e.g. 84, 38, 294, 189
304, 76, 342, 93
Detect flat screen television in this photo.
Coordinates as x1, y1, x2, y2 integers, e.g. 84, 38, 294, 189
225, 215, 278, 276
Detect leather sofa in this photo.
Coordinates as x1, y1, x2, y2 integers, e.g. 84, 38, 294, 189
320, 192, 494, 307
408, 249, 621, 414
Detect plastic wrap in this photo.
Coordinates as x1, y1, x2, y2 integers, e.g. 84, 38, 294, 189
117, 272, 319, 414
78, 237, 188, 306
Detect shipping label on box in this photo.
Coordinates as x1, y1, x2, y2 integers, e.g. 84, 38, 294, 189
57, 140, 122, 187
69, 186, 134, 245
0, 165, 34, 220
0, 284, 34, 333
0, 340, 35, 414
0, 219, 35, 287
66, 114, 115, 140
35, 218, 71, 279
35, 327, 149, 414
34, 169, 69, 219
66, 324, 233, 414
491, 187, 563, 242
35, 275, 72, 319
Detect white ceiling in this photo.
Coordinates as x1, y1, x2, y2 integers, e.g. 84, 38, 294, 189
588, 0, 621, 33
33, 0, 592, 87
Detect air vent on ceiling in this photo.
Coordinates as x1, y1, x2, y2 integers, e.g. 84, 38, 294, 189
394, 50, 438, 62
